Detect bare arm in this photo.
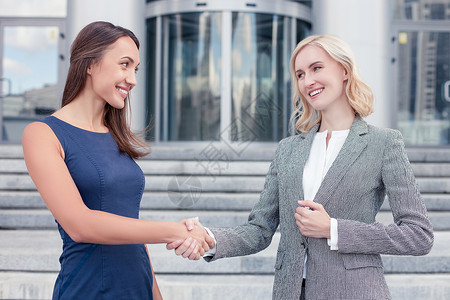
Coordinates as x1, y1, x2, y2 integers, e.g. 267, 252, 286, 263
22, 122, 210, 247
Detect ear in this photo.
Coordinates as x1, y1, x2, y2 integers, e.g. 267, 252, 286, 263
343, 68, 348, 80
87, 64, 93, 75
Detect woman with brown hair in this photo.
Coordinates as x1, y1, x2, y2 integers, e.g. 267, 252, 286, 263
22, 21, 213, 299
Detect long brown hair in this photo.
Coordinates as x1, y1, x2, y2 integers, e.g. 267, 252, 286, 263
62, 21, 149, 158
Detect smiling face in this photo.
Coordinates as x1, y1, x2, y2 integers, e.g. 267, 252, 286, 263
294, 45, 348, 113
87, 36, 140, 109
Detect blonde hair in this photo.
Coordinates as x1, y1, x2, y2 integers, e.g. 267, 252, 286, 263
289, 35, 374, 133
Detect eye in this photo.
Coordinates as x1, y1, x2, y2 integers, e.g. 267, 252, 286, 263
313, 66, 322, 71
134, 67, 139, 74
296, 72, 304, 79
121, 62, 128, 68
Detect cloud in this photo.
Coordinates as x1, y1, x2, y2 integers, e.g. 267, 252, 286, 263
3, 58, 33, 76
4, 27, 58, 52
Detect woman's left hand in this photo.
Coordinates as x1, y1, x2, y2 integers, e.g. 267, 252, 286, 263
295, 200, 331, 239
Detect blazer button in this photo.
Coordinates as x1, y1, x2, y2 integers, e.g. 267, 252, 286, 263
301, 242, 305, 248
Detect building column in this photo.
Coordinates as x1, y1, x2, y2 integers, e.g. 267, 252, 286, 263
312, 0, 392, 128
66, 0, 146, 131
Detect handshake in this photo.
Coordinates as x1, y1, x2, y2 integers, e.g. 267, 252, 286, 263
166, 218, 214, 260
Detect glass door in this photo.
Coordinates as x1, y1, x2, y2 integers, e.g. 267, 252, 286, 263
394, 28, 450, 146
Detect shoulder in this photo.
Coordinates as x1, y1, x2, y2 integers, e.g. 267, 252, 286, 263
22, 120, 62, 158
23, 121, 57, 143
23, 121, 52, 139
277, 134, 302, 151
365, 125, 406, 158
272, 134, 306, 161
279, 135, 299, 146
366, 124, 403, 142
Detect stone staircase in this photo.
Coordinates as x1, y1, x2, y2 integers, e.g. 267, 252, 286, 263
0, 143, 449, 300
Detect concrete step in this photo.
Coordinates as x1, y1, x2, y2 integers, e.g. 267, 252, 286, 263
411, 163, 450, 177
0, 191, 261, 211
1, 230, 449, 274
0, 159, 272, 176
1, 209, 450, 231
406, 148, 450, 163
1, 191, 449, 212
3, 158, 450, 178
2, 173, 450, 194
1, 144, 450, 163
1, 272, 448, 300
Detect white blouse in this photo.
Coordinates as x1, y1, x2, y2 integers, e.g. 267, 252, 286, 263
302, 129, 350, 278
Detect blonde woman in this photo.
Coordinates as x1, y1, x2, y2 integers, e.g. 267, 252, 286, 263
169, 35, 433, 300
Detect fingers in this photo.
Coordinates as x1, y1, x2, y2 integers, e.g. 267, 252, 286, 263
166, 240, 183, 250
174, 237, 194, 256
181, 239, 198, 258
294, 212, 305, 232
298, 200, 324, 211
201, 240, 210, 252
188, 250, 201, 260
295, 201, 331, 238
170, 237, 204, 260
205, 233, 215, 248
198, 243, 206, 256
189, 240, 205, 259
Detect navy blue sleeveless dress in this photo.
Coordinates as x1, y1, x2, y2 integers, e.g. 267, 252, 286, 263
41, 116, 153, 300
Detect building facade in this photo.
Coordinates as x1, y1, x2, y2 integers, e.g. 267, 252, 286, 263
0, 0, 449, 146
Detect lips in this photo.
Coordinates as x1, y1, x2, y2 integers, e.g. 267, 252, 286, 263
309, 88, 323, 97
117, 87, 129, 98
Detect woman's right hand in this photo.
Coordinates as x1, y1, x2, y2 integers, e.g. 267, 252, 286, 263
167, 218, 214, 260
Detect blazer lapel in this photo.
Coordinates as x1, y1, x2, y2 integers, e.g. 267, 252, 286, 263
313, 116, 369, 207
290, 123, 320, 204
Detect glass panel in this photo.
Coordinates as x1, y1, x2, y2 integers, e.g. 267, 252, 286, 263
230, 13, 308, 142
162, 12, 222, 141
0, 0, 67, 17
146, 17, 157, 141
397, 31, 450, 145
1, 26, 59, 142
394, 0, 450, 20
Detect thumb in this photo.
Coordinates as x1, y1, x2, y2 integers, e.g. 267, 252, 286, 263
186, 217, 199, 230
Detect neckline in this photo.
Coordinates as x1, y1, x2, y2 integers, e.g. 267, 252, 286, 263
316, 129, 350, 136
48, 116, 110, 134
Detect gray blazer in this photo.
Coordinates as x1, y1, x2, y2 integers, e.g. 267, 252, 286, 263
206, 116, 434, 300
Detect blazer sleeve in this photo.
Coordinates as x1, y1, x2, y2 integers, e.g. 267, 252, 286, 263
337, 130, 434, 256
204, 144, 281, 262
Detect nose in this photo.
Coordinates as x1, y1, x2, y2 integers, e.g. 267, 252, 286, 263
126, 70, 137, 87
304, 72, 315, 87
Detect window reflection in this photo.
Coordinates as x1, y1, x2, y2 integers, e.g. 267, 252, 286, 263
163, 13, 221, 141
230, 12, 308, 142
397, 31, 450, 145
394, 0, 450, 20
146, 18, 157, 141
147, 10, 311, 142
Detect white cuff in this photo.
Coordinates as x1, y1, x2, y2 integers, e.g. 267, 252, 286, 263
327, 218, 338, 250
203, 227, 217, 256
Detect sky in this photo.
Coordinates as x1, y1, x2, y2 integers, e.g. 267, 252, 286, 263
0, 0, 66, 95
